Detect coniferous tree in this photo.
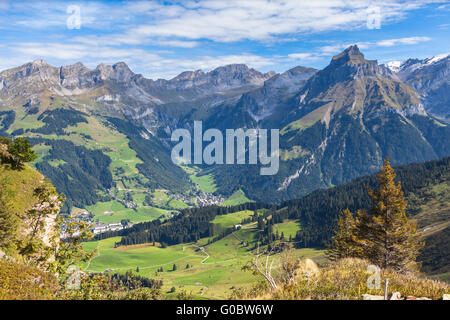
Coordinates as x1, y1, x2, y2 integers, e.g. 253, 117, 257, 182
257, 216, 264, 230
8, 138, 37, 169
357, 158, 424, 273
326, 209, 363, 261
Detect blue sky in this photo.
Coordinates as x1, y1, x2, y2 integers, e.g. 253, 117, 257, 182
0, 0, 449, 79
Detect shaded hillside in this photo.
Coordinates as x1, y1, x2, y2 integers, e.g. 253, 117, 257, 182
287, 156, 449, 248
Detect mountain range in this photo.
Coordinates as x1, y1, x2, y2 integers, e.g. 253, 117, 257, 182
0, 45, 449, 214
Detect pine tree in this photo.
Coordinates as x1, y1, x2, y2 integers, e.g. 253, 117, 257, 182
7, 138, 37, 169
326, 209, 363, 261
257, 216, 264, 230
357, 158, 424, 273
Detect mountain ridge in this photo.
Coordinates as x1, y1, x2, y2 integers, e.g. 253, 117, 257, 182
0, 59, 274, 91
0, 45, 449, 215
386, 53, 450, 121
199, 45, 449, 202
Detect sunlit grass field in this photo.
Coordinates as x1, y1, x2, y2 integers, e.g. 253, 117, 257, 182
221, 189, 252, 206
82, 217, 325, 299
87, 200, 171, 224
274, 220, 301, 239
190, 173, 217, 193
211, 210, 254, 230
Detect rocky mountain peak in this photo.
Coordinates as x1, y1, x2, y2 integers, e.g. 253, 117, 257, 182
333, 44, 360, 57
171, 70, 206, 82
238, 65, 317, 124
331, 45, 370, 65
211, 64, 259, 77
208, 63, 272, 87
95, 61, 135, 82
397, 54, 449, 78
385, 61, 402, 73
10, 59, 59, 82
400, 58, 422, 70
162, 63, 273, 92
31, 58, 50, 67
265, 70, 277, 78
264, 66, 316, 90
396, 53, 450, 120
113, 61, 133, 72
60, 62, 89, 75
58, 62, 92, 90
296, 45, 417, 117
24, 59, 56, 74
316, 45, 391, 84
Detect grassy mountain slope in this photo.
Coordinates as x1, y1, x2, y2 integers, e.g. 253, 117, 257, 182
0, 162, 44, 218
0, 259, 60, 300
0, 157, 61, 261
0, 101, 193, 218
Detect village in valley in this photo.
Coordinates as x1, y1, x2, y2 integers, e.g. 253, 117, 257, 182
62, 187, 228, 238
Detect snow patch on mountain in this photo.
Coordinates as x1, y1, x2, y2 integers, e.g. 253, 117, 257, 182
426, 53, 450, 65
96, 94, 121, 103
386, 61, 402, 73
398, 53, 449, 74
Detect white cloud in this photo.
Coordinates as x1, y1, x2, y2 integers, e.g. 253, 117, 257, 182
287, 53, 320, 61
3, 0, 437, 44
376, 37, 432, 47
114, 0, 431, 44
0, 1, 442, 79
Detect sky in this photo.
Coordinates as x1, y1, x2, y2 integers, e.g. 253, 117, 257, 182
0, 0, 449, 79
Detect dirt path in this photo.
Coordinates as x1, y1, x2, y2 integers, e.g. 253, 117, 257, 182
85, 242, 101, 271
182, 244, 210, 264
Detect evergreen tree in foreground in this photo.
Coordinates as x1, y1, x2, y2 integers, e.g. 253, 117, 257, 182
358, 158, 424, 273
327, 158, 424, 273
